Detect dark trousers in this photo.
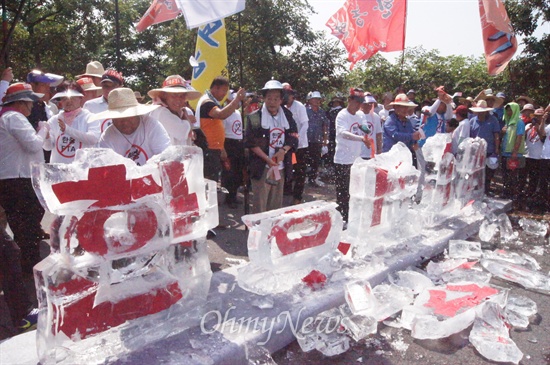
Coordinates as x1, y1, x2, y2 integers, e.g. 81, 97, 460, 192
306, 142, 323, 181
0, 178, 44, 273
335, 163, 352, 222
501, 156, 522, 199
204, 148, 222, 182
539, 159, 550, 210
292, 148, 307, 201
485, 165, 496, 194
221, 139, 244, 202
518, 158, 541, 195
1, 229, 32, 327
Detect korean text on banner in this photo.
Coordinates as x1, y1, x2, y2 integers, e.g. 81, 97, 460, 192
190, 20, 228, 109
175, 0, 245, 29
478, 0, 517, 75
136, 0, 181, 32
326, 0, 407, 69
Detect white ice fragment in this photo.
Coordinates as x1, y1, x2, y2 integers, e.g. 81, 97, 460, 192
480, 259, 550, 294
448, 240, 482, 260
478, 220, 498, 242
469, 302, 523, 364
519, 218, 548, 236
341, 314, 377, 341
440, 268, 491, 284
426, 258, 467, 279
506, 295, 537, 317
388, 270, 433, 295
344, 281, 375, 314
497, 213, 517, 242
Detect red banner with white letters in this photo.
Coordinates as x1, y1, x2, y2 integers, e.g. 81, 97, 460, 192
478, 0, 517, 75
326, 0, 407, 69
136, 0, 182, 32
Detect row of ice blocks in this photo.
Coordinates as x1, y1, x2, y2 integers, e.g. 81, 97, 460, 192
31, 147, 217, 364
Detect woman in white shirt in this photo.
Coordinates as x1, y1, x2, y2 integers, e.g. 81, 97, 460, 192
44, 88, 100, 163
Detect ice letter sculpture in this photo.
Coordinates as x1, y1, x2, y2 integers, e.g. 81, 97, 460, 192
345, 142, 420, 256
417, 134, 461, 226
238, 201, 342, 295
454, 137, 486, 205
31, 146, 216, 364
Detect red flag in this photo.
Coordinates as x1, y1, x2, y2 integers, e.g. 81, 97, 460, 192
136, 0, 182, 32
478, 0, 517, 75
326, 0, 407, 69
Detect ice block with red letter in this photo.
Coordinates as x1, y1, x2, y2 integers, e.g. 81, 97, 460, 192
238, 201, 343, 295
346, 142, 420, 255
31, 146, 215, 364
454, 137, 487, 205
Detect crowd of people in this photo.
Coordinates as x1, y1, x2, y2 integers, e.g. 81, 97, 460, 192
1, 61, 549, 334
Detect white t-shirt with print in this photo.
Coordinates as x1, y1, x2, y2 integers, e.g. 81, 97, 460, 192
334, 108, 364, 165
286, 100, 308, 149
223, 110, 243, 140
99, 115, 170, 166
357, 111, 382, 158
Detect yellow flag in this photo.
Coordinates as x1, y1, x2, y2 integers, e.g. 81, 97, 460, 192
190, 19, 228, 109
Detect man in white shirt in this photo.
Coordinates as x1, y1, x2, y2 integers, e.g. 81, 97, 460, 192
334, 88, 372, 222
84, 69, 124, 133
357, 93, 382, 159
95, 88, 170, 166
282, 83, 309, 204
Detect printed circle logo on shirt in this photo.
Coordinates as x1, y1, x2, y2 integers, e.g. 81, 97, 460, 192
101, 119, 112, 133
350, 122, 362, 135
269, 127, 285, 149
56, 134, 82, 158
125, 145, 148, 166
232, 120, 242, 136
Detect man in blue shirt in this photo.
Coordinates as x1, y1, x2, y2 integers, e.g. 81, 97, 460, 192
383, 94, 421, 166
469, 100, 501, 194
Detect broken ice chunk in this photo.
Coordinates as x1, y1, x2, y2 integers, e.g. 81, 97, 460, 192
518, 218, 548, 237
426, 258, 467, 279
315, 332, 350, 357
469, 302, 523, 364
497, 213, 517, 242
341, 314, 377, 341
478, 220, 498, 242
448, 240, 482, 260
344, 281, 375, 314
388, 270, 433, 295
480, 259, 550, 294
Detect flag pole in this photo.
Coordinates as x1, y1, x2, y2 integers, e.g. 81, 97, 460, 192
399, 0, 408, 84
238, 13, 243, 88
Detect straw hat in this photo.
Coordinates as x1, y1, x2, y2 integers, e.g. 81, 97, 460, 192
51, 89, 84, 100
521, 103, 535, 112
389, 93, 417, 107
1, 82, 44, 105
91, 88, 159, 120
76, 61, 105, 79
484, 94, 503, 108
470, 100, 494, 112
147, 75, 201, 100
459, 96, 474, 106
76, 77, 101, 91
516, 95, 534, 105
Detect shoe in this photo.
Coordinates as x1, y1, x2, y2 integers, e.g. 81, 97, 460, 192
206, 229, 217, 239
19, 308, 39, 332
38, 230, 50, 240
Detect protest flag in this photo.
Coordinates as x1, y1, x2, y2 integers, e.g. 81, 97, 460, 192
137, 0, 245, 31
478, 0, 517, 75
190, 19, 228, 109
136, 0, 182, 32
326, 0, 407, 69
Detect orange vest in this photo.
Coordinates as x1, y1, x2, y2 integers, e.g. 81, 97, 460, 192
200, 117, 225, 150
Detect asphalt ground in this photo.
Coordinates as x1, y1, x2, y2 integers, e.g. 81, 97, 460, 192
1, 167, 550, 365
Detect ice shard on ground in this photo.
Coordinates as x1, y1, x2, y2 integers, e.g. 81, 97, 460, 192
31, 146, 216, 364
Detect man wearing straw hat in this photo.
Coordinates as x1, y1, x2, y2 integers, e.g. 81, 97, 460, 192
148, 75, 202, 146
382, 93, 421, 157
76, 77, 102, 105
469, 100, 501, 195
76, 61, 105, 87
0, 82, 49, 273
95, 88, 170, 166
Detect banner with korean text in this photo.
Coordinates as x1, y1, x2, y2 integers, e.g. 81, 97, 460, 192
190, 19, 228, 108
478, 0, 517, 75
326, 0, 407, 69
